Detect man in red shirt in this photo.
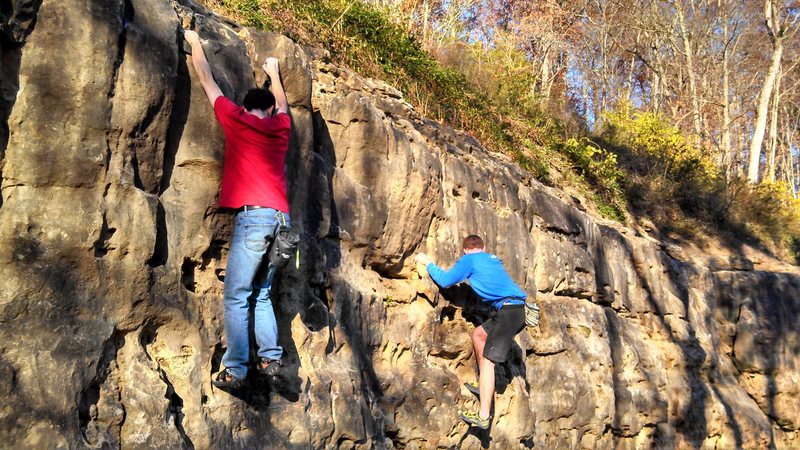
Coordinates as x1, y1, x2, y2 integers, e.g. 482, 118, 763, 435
184, 30, 291, 389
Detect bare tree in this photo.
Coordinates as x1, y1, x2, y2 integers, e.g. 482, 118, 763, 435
747, 0, 797, 182
380, 0, 799, 186
674, 0, 703, 140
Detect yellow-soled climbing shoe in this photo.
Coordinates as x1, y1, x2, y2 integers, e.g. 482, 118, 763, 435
459, 410, 491, 429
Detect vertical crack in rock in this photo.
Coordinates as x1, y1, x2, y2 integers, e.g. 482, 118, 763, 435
604, 307, 627, 437
139, 321, 195, 449
146, 9, 193, 270
326, 381, 337, 447
102, 0, 131, 178
132, 94, 170, 192
95, 184, 114, 258
130, 147, 144, 190
158, 29, 190, 196
146, 200, 168, 267
165, 381, 194, 449
111, 0, 133, 99
78, 328, 127, 447
360, 394, 381, 449
730, 300, 744, 373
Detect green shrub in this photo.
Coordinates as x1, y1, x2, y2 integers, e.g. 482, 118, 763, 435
602, 106, 718, 184
731, 181, 800, 257
561, 137, 626, 220
599, 104, 800, 258
218, 0, 270, 28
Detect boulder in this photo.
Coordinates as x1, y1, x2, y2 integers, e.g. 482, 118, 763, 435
0, 1, 798, 448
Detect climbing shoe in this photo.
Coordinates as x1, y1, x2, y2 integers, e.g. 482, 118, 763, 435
212, 369, 245, 389
464, 380, 480, 397
459, 410, 491, 430
256, 358, 283, 376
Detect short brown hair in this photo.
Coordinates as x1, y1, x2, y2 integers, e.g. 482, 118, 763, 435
462, 235, 484, 250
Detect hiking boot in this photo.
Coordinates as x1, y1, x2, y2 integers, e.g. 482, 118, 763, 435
256, 358, 283, 376
212, 369, 245, 389
459, 410, 491, 429
464, 380, 480, 397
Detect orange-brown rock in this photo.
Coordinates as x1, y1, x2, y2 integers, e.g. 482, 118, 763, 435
0, 1, 798, 448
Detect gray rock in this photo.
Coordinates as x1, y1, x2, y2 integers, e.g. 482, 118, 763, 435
0, 1, 798, 449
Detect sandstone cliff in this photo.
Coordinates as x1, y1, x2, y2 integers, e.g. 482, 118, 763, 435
0, 1, 798, 449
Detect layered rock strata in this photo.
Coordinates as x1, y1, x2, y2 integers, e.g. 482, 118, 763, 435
0, 1, 798, 448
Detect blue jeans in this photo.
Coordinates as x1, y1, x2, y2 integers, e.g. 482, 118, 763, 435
221, 208, 289, 379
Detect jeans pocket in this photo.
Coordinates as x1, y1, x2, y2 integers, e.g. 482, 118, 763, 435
244, 224, 272, 252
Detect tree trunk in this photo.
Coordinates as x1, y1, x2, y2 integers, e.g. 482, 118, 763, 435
795, 151, 799, 197
651, 45, 662, 112
748, 0, 785, 183
721, 3, 732, 171
676, 1, 703, 140
541, 48, 552, 102
600, 14, 609, 115
582, 75, 590, 124
767, 64, 781, 182
626, 53, 636, 103
781, 110, 792, 185
592, 75, 601, 126
421, 0, 429, 47
739, 122, 749, 177
647, 2, 664, 113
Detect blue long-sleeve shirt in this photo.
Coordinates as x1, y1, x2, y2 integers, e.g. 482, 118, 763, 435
426, 252, 527, 309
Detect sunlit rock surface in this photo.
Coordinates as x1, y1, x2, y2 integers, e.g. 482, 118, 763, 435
0, 1, 798, 448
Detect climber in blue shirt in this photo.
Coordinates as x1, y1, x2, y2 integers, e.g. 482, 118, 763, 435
415, 235, 527, 430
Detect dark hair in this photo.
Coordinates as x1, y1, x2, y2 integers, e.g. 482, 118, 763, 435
462, 235, 484, 250
243, 88, 275, 112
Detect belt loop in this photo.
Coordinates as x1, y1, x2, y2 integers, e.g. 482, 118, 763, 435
276, 210, 287, 227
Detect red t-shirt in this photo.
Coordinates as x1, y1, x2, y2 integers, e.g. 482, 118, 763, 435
214, 96, 291, 213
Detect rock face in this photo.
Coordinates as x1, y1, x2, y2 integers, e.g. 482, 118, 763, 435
0, 1, 798, 448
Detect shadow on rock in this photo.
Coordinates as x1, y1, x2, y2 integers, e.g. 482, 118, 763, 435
211, 368, 303, 408
458, 424, 492, 449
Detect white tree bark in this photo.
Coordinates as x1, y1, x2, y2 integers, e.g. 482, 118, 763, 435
781, 107, 793, 185
748, 0, 786, 183
626, 53, 636, 103
721, 24, 732, 168
676, 1, 703, 140
767, 65, 782, 182
541, 48, 552, 101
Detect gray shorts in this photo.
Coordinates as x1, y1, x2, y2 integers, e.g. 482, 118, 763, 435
481, 304, 525, 363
